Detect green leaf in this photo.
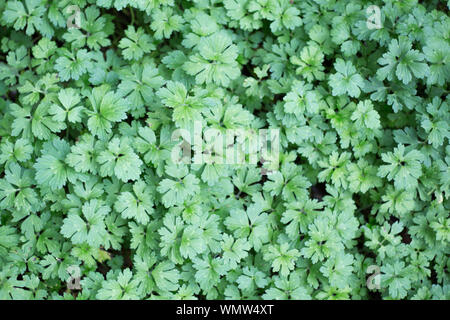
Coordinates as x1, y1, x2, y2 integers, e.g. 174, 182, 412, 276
183, 31, 240, 86
49, 88, 84, 124
34, 137, 76, 190
114, 180, 154, 224
97, 137, 143, 182
118, 26, 155, 61
61, 199, 110, 247
86, 85, 129, 138
329, 59, 364, 98
378, 144, 424, 190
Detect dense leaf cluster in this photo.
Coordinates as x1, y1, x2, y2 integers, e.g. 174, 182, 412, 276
0, 0, 449, 300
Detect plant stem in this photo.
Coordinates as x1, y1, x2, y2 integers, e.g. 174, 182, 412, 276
130, 8, 135, 25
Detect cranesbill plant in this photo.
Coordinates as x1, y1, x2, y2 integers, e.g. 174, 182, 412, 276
0, 0, 448, 300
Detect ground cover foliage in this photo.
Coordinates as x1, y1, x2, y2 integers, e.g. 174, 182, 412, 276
0, 0, 449, 300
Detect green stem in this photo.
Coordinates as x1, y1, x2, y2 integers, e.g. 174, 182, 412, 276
130, 8, 135, 25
